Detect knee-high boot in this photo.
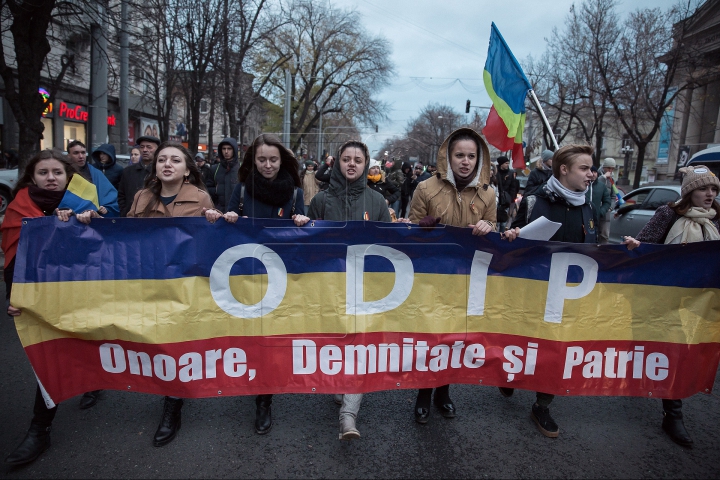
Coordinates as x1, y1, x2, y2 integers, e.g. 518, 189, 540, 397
662, 399, 693, 447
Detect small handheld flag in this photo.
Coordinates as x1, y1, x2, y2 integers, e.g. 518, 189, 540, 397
58, 174, 99, 213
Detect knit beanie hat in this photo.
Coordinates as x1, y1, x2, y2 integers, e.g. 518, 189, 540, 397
497, 156, 509, 166
680, 165, 720, 197
541, 150, 554, 163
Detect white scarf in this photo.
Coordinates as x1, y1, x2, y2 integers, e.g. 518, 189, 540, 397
665, 207, 720, 244
546, 176, 587, 207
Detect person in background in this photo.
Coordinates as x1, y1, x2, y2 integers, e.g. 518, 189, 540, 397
301, 160, 321, 209
315, 155, 334, 191
118, 135, 160, 217
386, 159, 405, 215
586, 165, 612, 221
414, 162, 432, 183
598, 157, 619, 244
367, 159, 400, 206
91, 143, 123, 189
296, 140, 390, 441
211, 138, 240, 212
3, 150, 80, 466
623, 165, 720, 448
195, 152, 214, 193
65, 140, 119, 218
130, 146, 141, 165
399, 161, 417, 218
502, 144, 598, 439
495, 156, 518, 232
409, 127, 496, 425
525, 149, 553, 195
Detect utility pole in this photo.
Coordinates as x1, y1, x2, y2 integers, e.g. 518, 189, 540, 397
317, 111, 323, 161
119, 0, 129, 154
283, 69, 291, 148
89, 0, 108, 151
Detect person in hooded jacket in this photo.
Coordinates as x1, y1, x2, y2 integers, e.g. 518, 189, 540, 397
211, 137, 240, 212
367, 159, 400, 206
525, 149, 554, 195
294, 140, 390, 441
91, 144, 124, 189
399, 161, 418, 218
386, 159, 405, 214
408, 128, 496, 425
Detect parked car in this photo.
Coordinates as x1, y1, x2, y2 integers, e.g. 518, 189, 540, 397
608, 183, 681, 244
0, 168, 18, 215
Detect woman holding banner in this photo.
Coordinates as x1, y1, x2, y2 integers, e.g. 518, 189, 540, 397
211, 133, 305, 436
2, 149, 82, 466
624, 165, 720, 448
408, 127, 496, 424
295, 140, 391, 440
77, 142, 223, 448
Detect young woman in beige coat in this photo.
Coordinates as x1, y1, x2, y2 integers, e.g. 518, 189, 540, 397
408, 127, 496, 424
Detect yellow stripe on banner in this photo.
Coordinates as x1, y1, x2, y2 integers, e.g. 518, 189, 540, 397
12, 273, 720, 347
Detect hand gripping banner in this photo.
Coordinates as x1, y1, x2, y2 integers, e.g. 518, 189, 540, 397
11, 217, 720, 405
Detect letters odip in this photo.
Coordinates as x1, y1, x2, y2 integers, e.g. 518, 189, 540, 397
96, 243, 670, 385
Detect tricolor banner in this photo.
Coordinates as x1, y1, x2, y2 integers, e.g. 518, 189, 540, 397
11, 217, 720, 405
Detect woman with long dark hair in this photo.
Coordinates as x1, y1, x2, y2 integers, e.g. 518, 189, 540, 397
212, 134, 305, 436
3, 149, 80, 466
624, 165, 720, 448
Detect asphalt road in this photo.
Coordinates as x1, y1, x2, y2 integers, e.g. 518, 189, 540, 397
1, 276, 719, 478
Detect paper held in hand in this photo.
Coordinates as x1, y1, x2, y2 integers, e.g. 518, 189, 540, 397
518, 216, 562, 241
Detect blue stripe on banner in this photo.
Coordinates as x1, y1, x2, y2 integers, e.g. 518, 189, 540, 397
13, 216, 720, 289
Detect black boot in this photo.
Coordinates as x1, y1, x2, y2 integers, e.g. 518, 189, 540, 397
255, 394, 273, 435
433, 384, 456, 419
5, 424, 51, 466
662, 399, 693, 447
153, 397, 183, 447
79, 390, 101, 410
415, 388, 432, 424
6, 386, 56, 465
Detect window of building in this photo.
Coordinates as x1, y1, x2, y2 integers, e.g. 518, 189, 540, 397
200, 100, 209, 114
199, 123, 207, 135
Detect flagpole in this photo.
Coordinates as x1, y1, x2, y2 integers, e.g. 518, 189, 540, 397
528, 89, 559, 150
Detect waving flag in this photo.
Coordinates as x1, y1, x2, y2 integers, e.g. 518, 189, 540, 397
58, 174, 99, 213
482, 22, 532, 169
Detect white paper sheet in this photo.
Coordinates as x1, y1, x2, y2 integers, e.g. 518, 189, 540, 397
518, 216, 562, 241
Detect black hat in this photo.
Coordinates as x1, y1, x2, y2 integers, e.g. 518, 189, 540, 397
590, 165, 598, 173
137, 135, 161, 146
497, 156, 509, 166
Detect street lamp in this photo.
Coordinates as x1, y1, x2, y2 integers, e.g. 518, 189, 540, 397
620, 144, 634, 185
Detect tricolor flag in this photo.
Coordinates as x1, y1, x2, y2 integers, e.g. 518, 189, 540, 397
58, 174, 99, 213
482, 22, 532, 169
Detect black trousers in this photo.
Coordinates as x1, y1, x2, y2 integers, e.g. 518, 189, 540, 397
32, 385, 57, 428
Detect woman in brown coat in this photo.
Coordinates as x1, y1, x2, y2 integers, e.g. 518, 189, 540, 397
408, 127, 496, 424
78, 142, 230, 448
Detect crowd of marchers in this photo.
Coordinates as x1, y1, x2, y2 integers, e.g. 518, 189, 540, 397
2, 126, 717, 466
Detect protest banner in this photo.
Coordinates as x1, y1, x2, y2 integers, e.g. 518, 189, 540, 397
11, 217, 720, 406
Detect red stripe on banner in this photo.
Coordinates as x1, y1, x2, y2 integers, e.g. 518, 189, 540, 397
482, 106, 515, 152
512, 142, 525, 169
26, 333, 719, 404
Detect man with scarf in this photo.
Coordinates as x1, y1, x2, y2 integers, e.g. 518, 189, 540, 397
501, 144, 598, 439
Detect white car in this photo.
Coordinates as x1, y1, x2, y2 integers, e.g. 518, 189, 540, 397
0, 168, 18, 215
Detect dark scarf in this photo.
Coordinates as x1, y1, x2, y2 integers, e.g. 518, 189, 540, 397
455, 172, 473, 192
220, 158, 237, 172
245, 167, 295, 206
28, 185, 65, 215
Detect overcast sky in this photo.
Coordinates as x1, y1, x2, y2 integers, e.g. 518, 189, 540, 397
332, 0, 680, 157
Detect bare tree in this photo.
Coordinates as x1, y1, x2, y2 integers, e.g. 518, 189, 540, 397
0, 0, 111, 171
263, 0, 393, 151
593, 0, 706, 188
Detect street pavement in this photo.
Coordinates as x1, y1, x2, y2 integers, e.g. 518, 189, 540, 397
0, 276, 719, 478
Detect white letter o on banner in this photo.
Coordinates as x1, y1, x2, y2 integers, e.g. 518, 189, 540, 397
210, 244, 287, 318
